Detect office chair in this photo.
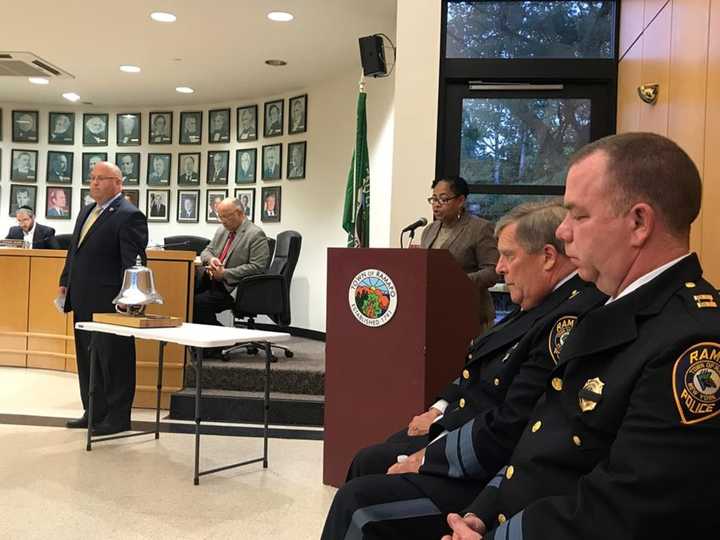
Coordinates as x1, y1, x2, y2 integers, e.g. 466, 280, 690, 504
222, 230, 302, 361
163, 235, 210, 256
54, 234, 72, 250
266, 236, 276, 267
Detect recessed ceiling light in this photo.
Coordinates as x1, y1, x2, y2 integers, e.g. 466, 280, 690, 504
120, 65, 141, 73
62, 92, 81, 102
150, 11, 176, 23
265, 59, 288, 66
267, 11, 294, 22
176, 86, 194, 94
28, 77, 49, 85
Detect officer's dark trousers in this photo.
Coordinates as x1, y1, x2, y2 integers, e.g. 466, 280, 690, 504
346, 429, 428, 480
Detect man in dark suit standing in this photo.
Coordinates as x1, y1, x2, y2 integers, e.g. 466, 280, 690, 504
59, 161, 148, 436
6, 206, 57, 249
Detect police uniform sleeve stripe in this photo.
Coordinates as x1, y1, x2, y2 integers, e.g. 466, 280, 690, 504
459, 419, 487, 478
444, 428, 464, 478
487, 511, 523, 540
345, 498, 441, 540
487, 466, 507, 488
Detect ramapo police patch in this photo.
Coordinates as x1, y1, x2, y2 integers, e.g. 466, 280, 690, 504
673, 342, 720, 425
548, 316, 577, 364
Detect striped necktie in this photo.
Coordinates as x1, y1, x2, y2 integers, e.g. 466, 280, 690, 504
79, 205, 103, 244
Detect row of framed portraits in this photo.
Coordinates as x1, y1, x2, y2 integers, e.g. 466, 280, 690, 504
1, 142, 306, 185
0, 96, 307, 146
6, 184, 283, 224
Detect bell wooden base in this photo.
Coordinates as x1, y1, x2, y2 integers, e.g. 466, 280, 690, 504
93, 313, 183, 328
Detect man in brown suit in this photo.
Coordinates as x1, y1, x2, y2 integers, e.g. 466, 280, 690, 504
420, 176, 499, 330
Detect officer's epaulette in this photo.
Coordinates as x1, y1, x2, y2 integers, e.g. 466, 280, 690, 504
679, 281, 719, 310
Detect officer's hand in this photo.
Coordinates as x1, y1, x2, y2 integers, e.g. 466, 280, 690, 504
441, 513, 486, 540
387, 449, 425, 475
407, 408, 442, 436
58, 286, 67, 296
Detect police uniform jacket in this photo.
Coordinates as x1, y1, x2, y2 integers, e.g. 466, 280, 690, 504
467, 254, 720, 540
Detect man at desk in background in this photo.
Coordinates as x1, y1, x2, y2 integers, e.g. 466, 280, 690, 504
194, 198, 269, 331
5, 206, 57, 249
59, 161, 148, 437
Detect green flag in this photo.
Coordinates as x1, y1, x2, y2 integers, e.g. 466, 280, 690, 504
342, 91, 370, 247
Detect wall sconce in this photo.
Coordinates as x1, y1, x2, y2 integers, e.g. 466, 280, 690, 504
638, 83, 659, 105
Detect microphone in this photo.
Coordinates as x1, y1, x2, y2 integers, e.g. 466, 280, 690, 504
401, 217, 428, 233
156, 241, 191, 249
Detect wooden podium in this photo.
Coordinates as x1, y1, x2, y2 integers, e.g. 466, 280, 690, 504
323, 248, 482, 487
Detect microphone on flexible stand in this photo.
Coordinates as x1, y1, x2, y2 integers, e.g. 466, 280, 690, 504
154, 241, 192, 250
400, 217, 428, 248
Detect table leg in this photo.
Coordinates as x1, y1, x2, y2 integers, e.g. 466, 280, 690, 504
86, 334, 96, 452
193, 347, 203, 485
263, 342, 271, 468
155, 341, 166, 440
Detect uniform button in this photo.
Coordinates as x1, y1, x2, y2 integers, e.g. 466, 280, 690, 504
572, 435, 582, 447
532, 420, 542, 433
459, 398, 466, 408
494, 377, 501, 386
467, 353, 472, 360
498, 514, 507, 524
505, 465, 514, 479
685, 282, 696, 288
462, 369, 470, 380
552, 377, 563, 391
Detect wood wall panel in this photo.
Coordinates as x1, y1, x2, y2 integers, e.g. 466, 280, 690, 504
639, 3, 672, 135
701, 0, 720, 283
0, 255, 30, 366
667, 0, 711, 256
620, 0, 646, 58
617, 35, 644, 133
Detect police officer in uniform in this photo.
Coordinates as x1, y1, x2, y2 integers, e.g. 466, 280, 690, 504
442, 132, 720, 540
321, 201, 608, 539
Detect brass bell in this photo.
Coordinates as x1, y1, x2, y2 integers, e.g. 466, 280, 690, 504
112, 255, 164, 315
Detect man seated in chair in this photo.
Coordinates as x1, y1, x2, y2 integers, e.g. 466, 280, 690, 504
6, 206, 58, 249
194, 198, 269, 329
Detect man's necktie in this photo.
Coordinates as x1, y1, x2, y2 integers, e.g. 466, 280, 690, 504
79, 206, 102, 244
218, 232, 236, 262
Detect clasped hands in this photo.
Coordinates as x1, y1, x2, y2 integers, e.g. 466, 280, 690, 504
206, 257, 225, 280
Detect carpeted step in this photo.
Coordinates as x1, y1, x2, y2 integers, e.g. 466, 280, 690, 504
169, 388, 324, 427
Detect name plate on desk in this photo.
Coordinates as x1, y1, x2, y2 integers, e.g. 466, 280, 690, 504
0, 239, 25, 248
93, 312, 183, 328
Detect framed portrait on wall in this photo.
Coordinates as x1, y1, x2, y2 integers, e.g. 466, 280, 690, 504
287, 141, 307, 180
263, 99, 284, 137
46, 186, 72, 219
234, 188, 255, 222
9, 184, 37, 216
288, 94, 307, 134
179, 111, 202, 144
123, 189, 140, 208
47, 151, 74, 184
115, 152, 140, 185
177, 190, 200, 223
80, 188, 94, 207
83, 113, 109, 146
12, 110, 39, 143
81, 152, 108, 184
149, 111, 173, 144
116, 113, 141, 145
206, 189, 228, 223
235, 148, 256, 183
261, 144, 282, 181
236, 105, 258, 141
207, 150, 229, 185
48, 112, 75, 144
208, 108, 230, 143
178, 153, 201, 185
147, 153, 172, 186
147, 189, 170, 222
11, 149, 38, 182
260, 186, 281, 223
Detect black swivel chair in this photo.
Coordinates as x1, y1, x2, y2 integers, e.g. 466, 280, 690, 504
54, 234, 72, 250
266, 237, 276, 267
163, 235, 210, 256
222, 230, 302, 361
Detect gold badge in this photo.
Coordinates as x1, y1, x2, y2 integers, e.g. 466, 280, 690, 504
548, 316, 577, 365
579, 377, 605, 412
672, 342, 720, 425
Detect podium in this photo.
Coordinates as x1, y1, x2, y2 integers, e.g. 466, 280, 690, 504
323, 248, 482, 487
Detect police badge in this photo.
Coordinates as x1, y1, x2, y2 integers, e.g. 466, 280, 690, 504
548, 316, 577, 364
579, 377, 604, 412
673, 342, 720, 424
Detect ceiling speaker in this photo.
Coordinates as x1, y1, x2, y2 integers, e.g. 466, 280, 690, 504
358, 35, 387, 78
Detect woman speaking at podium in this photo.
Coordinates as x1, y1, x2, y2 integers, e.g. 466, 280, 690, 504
420, 176, 499, 331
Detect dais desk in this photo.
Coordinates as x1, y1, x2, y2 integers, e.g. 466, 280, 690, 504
0, 247, 196, 408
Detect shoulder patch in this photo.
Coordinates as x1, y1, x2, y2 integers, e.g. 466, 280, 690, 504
548, 316, 577, 365
673, 342, 720, 425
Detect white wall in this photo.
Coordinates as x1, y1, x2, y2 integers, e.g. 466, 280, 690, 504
0, 65, 396, 332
